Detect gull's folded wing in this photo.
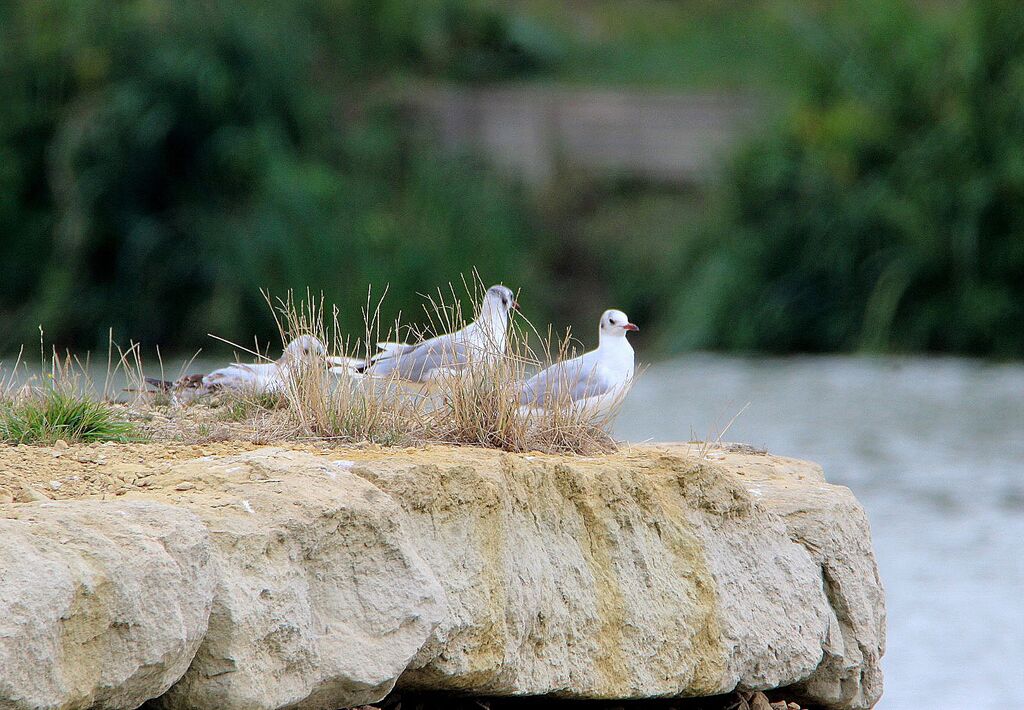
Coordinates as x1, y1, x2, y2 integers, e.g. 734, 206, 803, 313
520, 353, 615, 407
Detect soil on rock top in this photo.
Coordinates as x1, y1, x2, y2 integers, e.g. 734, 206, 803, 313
0, 438, 798, 506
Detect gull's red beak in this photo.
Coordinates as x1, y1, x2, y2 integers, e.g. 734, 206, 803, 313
512, 300, 521, 312
624, 322, 639, 331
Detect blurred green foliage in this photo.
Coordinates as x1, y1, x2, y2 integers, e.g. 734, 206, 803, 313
666, 0, 1024, 356
516, 0, 804, 90
3, 0, 1023, 359
0, 0, 555, 352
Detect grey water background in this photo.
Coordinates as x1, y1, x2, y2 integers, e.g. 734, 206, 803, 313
615, 355, 1024, 709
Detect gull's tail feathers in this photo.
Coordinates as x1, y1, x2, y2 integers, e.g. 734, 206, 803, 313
355, 341, 415, 374
144, 374, 206, 392
144, 377, 174, 392
327, 356, 366, 372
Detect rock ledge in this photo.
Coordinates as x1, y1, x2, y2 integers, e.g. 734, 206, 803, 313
0, 443, 884, 710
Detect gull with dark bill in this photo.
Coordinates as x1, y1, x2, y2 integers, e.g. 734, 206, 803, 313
519, 309, 638, 421
339, 284, 519, 384
146, 335, 327, 397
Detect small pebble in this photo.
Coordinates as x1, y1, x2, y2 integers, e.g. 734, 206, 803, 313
53, 439, 69, 450
17, 485, 50, 502
49, 480, 62, 490
174, 482, 195, 491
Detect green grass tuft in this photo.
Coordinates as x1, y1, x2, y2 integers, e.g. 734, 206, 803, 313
0, 390, 142, 445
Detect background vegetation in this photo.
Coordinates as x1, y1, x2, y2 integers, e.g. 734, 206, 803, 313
1, 0, 1022, 358
665, 0, 1024, 357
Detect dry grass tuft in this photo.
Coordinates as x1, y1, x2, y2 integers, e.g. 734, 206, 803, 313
240, 280, 633, 454
2, 281, 637, 455
429, 318, 624, 455
265, 288, 429, 446
693, 401, 751, 461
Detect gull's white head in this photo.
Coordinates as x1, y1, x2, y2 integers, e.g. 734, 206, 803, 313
599, 309, 639, 340
282, 335, 327, 362
481, 284, 519, 320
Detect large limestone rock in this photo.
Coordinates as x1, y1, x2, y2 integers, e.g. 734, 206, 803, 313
0, 444, 884, 710
143, 450, 445, 710
0, 501, 215, 710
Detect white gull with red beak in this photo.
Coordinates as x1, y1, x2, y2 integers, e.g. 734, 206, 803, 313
519, 308, 638, 420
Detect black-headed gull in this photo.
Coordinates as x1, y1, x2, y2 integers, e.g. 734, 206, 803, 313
146, 335, 327, 396
346, 284, 519, 383
519, 309, 638, 420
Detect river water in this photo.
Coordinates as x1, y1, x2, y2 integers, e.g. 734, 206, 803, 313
615, 355, 1024, 709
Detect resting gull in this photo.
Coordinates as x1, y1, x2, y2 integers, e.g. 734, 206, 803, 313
338, 284, 519, 383
519, 309, 637, 421
146, 335, 327, 396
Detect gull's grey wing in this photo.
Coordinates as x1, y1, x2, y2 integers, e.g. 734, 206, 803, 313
366, 331, 470, 382
519, 355, 614, 407
376, 342, 418, 357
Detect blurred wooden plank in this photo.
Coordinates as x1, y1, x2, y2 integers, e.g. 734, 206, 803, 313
405, 85, 761, 186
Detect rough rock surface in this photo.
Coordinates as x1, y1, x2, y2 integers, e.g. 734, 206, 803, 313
145, 450, 446, 710
0, 501, 215, 710
715, 453, 887, 709
0, 443, 884, 710
351, 446, 884, 709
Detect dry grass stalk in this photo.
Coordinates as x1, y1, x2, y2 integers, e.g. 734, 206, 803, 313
265, 288, 429, 445
695, 401, 752, 460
